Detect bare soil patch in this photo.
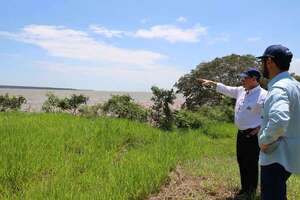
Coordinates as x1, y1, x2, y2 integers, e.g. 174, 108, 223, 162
147, 166, 237, 200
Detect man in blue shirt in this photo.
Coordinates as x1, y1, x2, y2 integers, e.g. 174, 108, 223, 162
257, 45, 300, 200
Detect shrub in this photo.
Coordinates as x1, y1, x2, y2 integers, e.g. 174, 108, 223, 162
102, 95, 148, 122
173, 109, 206, 129
42, 93, 89, 115
197, 103, 234, 123
63, 94, 89, 115
0, 93, 26, 112
42, 93, 60, 113
78, 103, 103, 118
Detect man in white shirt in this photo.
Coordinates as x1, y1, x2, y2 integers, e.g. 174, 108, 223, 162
199, 67, 267, 200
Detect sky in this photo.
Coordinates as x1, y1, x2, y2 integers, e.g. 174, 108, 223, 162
0, 0, 300, 91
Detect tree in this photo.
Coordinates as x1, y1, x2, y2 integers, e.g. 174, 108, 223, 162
42, 93, 89, 115
67, 94, 89, 114
150, 86, 176, 130
0, 94, 27, 112
175, 54, 259, 110
42, 92, 60, 113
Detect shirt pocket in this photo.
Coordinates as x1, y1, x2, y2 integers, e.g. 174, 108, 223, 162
247, 102, 261, 114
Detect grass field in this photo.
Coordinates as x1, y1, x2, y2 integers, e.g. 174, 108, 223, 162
0, 112, 299, 199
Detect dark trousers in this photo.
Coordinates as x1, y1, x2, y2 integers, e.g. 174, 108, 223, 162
261, 163, 291, 200
237, 129, 260, 193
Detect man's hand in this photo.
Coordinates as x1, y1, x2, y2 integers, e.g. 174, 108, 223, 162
246, 126, 260, 138
198, 78, 217, 87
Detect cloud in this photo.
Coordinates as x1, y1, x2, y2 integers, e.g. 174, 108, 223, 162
89, 25, 126, 38
176, 16, 187, 23
290, 58, 300, 75
134, 24, 207, 43
0, 25, 166, 66
90, 23, 207, 43
247, 37, 261, 42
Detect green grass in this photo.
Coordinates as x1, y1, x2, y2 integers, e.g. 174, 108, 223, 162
0, 112, 299, 199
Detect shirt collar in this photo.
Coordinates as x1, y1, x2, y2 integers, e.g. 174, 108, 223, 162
246, 85, 260, 95
267, 71, 290, 90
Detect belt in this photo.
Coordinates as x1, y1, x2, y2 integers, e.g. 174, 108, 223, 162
238, 128, 256, 134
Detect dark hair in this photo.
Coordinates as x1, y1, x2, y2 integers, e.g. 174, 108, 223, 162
253, 76, 260, 81
271, 55, 292, 71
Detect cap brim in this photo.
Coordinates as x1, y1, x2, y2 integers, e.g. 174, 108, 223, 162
239, 73, 249, 78
256, 56, 266, 59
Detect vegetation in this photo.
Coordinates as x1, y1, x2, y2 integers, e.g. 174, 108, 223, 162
0, 113, 299, 199
0, 112, 223, 199
78, 103, 103, 118
42, 93, 88, 115
102, 95, 148, 123
63, 94, 89, 114
41, 93, 60, 113
0, 93, 26, 112
150, 86, 176, 130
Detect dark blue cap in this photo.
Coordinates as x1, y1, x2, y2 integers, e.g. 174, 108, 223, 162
239, 67, 261, 80
257, 44, 293, 67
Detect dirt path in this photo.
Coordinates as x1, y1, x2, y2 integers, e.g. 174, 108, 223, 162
147, 166, 237, 200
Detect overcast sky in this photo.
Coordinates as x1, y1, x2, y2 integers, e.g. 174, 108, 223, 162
0, 0, 299, 91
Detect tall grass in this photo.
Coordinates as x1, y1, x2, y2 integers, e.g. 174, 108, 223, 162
0, 112, 299, 199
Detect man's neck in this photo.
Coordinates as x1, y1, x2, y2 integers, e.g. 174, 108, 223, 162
269, 69, 283, 79
246, 84, 259, 91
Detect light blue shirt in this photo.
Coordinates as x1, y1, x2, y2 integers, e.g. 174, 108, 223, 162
259, 71, 300, 174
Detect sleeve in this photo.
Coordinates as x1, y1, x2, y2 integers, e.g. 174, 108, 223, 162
216, 83, 240, 99
259, 87, 290, 145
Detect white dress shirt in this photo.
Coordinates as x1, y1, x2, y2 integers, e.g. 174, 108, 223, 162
216, 83, 267, 130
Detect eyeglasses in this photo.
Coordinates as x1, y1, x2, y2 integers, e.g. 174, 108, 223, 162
240, 76, 255, 81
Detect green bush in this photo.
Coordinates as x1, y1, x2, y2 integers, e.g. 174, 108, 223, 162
66, 94, 89, 114
174, 109, 206, 129
197, 98, 234, 123
78, 103, 103, 118
42, 92, 60, 113
0, 93, 26, 112
42, 93, 89, 115
150, 86, 176, 131
102, 95, 148, 122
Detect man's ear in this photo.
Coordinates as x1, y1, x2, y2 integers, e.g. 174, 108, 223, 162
266, 57, 272, 65
266, 57, 275, 69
